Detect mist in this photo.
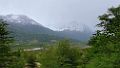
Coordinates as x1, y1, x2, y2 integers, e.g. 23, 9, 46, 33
0, 0, 120, 31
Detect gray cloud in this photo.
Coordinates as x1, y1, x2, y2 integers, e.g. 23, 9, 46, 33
0, 0, 120, 31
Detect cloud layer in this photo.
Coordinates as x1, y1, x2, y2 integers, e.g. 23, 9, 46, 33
0, 0, 120, 30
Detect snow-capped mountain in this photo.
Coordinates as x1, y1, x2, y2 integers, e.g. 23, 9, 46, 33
0, 14, 93, 42
0, 14, 41, 25
0, 14, 63, 42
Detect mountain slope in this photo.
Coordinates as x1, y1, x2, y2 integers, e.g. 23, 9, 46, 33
0, 14, 92, 42
56, 28, 92, 42
0, 14, 63, 42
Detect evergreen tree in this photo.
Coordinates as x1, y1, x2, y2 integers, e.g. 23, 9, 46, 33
0, 19, 14, 67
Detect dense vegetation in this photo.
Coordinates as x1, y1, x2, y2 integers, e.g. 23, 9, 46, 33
0, 6, 120, 68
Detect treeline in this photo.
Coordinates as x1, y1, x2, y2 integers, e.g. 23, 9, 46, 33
0, 6, 120, 68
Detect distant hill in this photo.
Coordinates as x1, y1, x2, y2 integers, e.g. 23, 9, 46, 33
0, 14, 93, 42
56, 28, 92, 42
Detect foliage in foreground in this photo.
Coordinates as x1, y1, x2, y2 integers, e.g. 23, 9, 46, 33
87, 5, 120, 68
39, 40, 83, 68
0, 19, 14, 67
0, 5, 120, 68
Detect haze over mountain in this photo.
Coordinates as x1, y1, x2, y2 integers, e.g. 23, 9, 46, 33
0, 14, 93, 42
0, 0, 120, 31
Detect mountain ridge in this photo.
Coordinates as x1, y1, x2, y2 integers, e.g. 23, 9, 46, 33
0, 14, 93, 42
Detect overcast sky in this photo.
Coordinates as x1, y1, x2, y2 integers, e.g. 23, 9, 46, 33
0, 0, 120, 31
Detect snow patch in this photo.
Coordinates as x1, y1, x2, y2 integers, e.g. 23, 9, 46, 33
11, 15, 19, 19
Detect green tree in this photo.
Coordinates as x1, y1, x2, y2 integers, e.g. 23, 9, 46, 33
89, 5, 120, 45
89, 6, 120, 55
88, 6, 120, 68
0, 19, 14, 67
40, 40, 82, 68
10, 49, 26, 68
39, 45, 59, 68
56, 40, 82, 68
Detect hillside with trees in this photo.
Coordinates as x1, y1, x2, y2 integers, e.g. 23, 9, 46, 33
0, 15, 92, 43
0, 5, 120, 68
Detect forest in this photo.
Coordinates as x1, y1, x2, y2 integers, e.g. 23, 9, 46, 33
0, 6, 120, 68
